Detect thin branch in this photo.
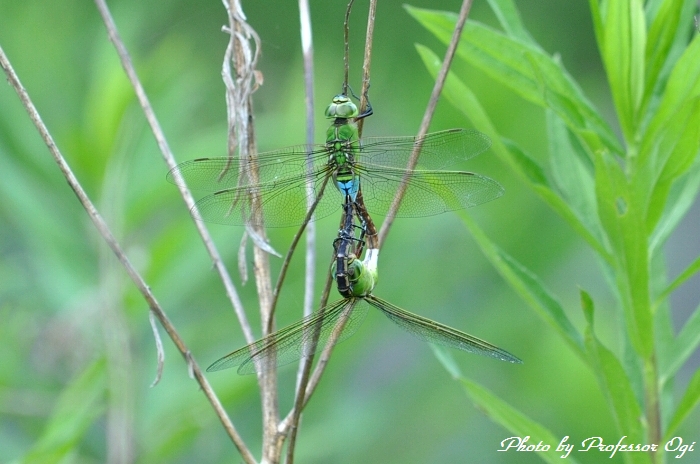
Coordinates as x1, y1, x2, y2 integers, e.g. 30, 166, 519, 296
285, 3, 316, 460
91, 0, 255, 346
377, 0, 475, 248
220, 1, 281, 461
342, 0, 355, 95
356, 0, 377, 136
0, 45, 256, 464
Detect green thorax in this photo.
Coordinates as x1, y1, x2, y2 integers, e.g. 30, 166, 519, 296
325, 94, 362, 198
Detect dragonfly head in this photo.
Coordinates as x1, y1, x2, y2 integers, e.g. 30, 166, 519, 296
325, 94, 359, 119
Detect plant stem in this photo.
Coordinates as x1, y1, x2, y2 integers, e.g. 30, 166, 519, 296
377, 0, 474, 248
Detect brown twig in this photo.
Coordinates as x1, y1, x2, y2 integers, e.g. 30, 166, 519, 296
356, 0, 377, 136
91, 0, 255, 346
377, 0, 475, 248
284, 2, 317, 460
0, 45, 256, 464
219, 1, 283, 461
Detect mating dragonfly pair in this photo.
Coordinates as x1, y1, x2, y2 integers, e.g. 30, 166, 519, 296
167, 94, 522, 374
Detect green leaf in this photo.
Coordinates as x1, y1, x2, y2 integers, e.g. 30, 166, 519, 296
594, 149, 652, 358
415, 44, 612, 264
407, 6, 622, 157
579, 288, 594, 326
22, 359, 106, 463
665, 368, 700, 439
432, 347, 581, 464
649, 157, 700, 254
458, 211, 585, 361
661, 303, 700, 382
643, 0, 684, 107
484, 0, 534, 44
600, 0, 646, 143
583, 314, 650, 464
644, 97, 700, 232
640, 34, 700, 168
546, 109, 601, 244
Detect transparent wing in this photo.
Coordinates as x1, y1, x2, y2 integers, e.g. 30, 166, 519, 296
358, 129, 491, 170
166, 144, 330, 191
358, 168, 504, 217
167, 129, 498, 226
190, 169, 340, 227
366, 296, 522, 363
207, 298, 369, 375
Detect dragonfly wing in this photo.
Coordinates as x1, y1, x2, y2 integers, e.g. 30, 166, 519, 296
359, 129, 491, 170
359, 168, 504, 218
367, 296, 522, 364
166, 145, 330, 191
206, 298, 369, 375
188, 167, 341, 227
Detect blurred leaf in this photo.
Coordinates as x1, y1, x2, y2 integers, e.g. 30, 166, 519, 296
458, 211, 585, 361
649, 157, 700, 254
644, 97, 700, 232
407, 5, 622, 156
484, 0, 533, 44
460, 380, 578, 464
661, 302, 700, 382
583, 310, 650, 464
546, 109, 601, 244
643, 0, 684, 106
640, 34, 700, 167
593, 149, 652, 358
579, 288, 594, 326
665, 367, 700, 439
22, 359, 106, 464
415, 44, 613, 264
599, 0, 646, 143
432, 348, 580, 464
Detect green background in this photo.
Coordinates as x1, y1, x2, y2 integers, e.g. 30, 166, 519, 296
1, 0, 697, 463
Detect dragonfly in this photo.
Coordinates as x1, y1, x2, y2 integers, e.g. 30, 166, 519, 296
167, 94, 503, 228
207, 196, 521, 375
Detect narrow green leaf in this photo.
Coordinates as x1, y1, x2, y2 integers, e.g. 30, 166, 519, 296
459, 211, 585, 361
649, 157, 700, 254
661, 302, 700, 382
665, 368, 700, 439
579, 288, 594, 326
601, 0, 646, 143
594, 150, 653, 358
484, 0, 534, 44
587, 0, 605, 58
415, 44, 612, 264
644, 97, 700, 233
658, 256, 700, 308
644, 0, 684, 106
640, 34, 700, 167
407, 6, 622, 156
462, 378, 581, 463
584, 320, 650, 463
22, 359, 106, 463
546, 109, 601, 243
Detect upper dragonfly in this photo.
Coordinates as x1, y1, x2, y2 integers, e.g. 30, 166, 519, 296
206, 196, 521, 375
167, 94, 503, 228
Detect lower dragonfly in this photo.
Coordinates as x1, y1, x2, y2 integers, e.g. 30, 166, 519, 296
207, 196, 521, 375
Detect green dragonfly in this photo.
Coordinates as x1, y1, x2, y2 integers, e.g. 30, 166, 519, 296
167, 94, 503, 228
207, 196, 521, 375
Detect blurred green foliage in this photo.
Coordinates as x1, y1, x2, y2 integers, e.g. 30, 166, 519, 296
0, 0, 698, 463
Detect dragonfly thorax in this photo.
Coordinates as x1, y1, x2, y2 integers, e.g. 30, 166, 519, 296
326, 121, 361, 199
